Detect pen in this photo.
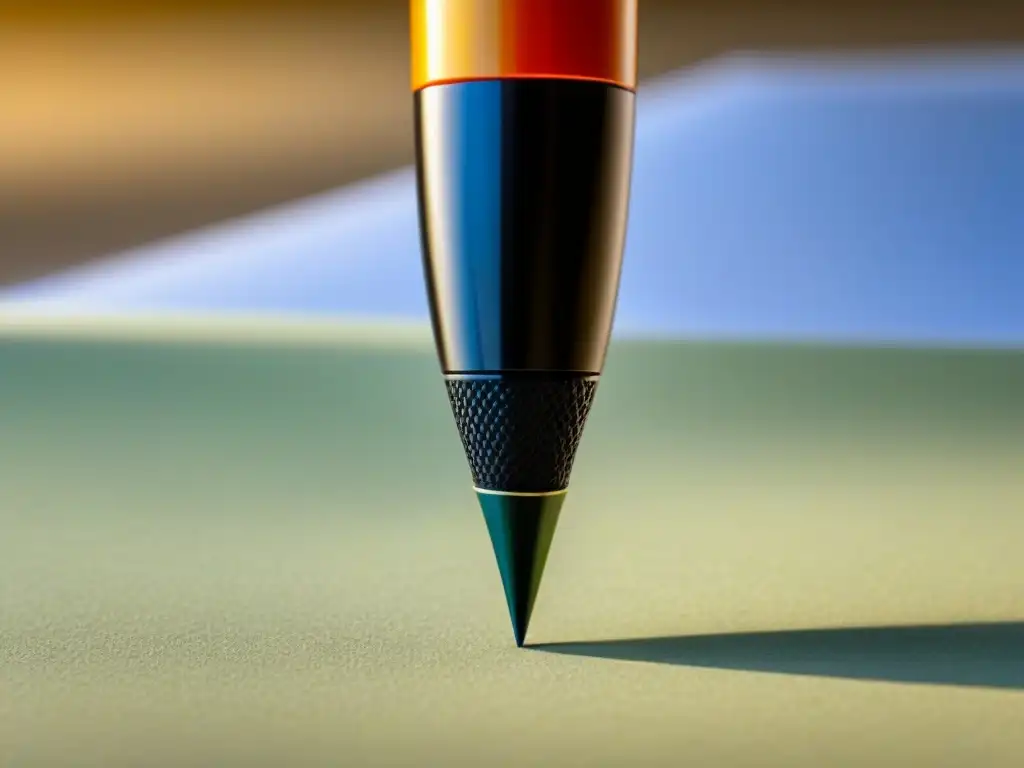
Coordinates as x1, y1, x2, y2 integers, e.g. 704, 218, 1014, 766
411, 0, 638, 646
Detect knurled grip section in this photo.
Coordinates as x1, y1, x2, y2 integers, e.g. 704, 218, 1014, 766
444, 375, 599, 493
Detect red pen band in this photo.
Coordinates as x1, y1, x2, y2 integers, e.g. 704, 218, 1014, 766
411, 0, 639, 92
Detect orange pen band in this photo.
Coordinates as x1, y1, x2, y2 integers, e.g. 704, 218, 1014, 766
410, 0, 639, 92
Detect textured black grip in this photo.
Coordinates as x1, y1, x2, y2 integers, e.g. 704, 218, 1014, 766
445, 375, 599, 493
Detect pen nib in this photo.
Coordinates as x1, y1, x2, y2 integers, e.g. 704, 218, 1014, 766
477, 490, 566, 648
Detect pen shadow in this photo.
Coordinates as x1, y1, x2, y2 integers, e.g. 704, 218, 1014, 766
533, 622, 1024, 690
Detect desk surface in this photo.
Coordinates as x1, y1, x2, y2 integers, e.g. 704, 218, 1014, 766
2, 318, 1023, 766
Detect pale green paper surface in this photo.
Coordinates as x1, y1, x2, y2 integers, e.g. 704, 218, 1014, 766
2, 317, 1023, 766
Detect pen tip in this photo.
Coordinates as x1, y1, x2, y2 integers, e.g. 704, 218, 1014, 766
477, 489, 566, 649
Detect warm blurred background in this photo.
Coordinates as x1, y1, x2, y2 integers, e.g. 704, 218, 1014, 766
2, 0, 1021, 286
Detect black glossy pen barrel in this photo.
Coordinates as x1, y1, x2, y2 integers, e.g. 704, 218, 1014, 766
414, 79, 635, 375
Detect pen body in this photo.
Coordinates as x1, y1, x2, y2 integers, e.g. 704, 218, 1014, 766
410, 0, 638, 645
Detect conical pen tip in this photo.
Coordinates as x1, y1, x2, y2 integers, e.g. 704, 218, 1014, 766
476, 489, 566, 648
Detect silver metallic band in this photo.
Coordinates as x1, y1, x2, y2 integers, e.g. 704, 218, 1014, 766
473, 488, 569, 497
445, 373, 600, 382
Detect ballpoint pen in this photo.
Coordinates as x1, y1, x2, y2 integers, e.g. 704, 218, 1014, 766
411, 0, 638, 646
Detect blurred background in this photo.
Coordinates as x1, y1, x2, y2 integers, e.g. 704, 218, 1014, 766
2, 0, 1022, 288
